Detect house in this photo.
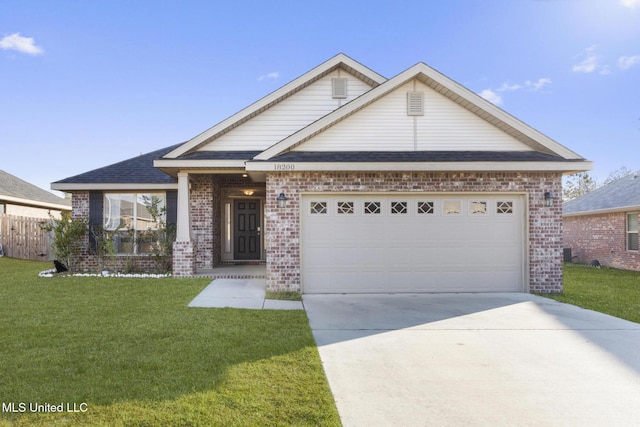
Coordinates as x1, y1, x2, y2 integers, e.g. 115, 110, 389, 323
52, 54, 592, 293
0, 170, 71, 219
563, 172, 640, 271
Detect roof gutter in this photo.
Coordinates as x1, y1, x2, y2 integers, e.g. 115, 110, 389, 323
0, 194, 71, 211
245, 160, 594, 173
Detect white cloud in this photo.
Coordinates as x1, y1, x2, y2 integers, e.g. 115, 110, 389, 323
572, 46, 600, 73
497, 82, 523, 92
479, 89, 502, 105
620, 0, 640, 9
480, 76, 551, 106
0, 32, 44, 55
618, 55, 640, 70
258, 72, 279, 81
525, 78, 552, 90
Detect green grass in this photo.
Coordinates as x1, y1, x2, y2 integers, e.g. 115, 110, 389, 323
0, 258, 340, 426
546, 263, 640, 324
265, 290, 302, 301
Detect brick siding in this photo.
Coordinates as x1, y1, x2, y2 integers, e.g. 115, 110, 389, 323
564, 212, 640, 271
190, 175, 215, 270
265, 171, 564, 293
72, 172, 567, 291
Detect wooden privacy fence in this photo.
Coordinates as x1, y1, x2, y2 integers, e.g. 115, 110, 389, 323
0, 214, 52, 261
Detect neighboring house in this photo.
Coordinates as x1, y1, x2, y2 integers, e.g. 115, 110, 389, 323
52, 54, 592, 293
563, 172, 640, 271
0, 170, 71, 219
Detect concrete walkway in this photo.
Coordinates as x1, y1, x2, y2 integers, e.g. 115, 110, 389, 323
188, 278, 303, 310
304, 293, 640, 427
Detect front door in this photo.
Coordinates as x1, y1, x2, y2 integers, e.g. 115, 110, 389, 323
234, 199, 261, 260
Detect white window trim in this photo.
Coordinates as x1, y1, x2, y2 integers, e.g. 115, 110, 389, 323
627, 212, 639, 252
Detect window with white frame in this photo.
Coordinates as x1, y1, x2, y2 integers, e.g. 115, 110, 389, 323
103, 193, 166, 254
628, 213, 638, 251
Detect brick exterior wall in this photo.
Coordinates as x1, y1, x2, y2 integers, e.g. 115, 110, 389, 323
173, 241, 196, 276
190, 175, 215, 270
265, 171, 564, 293
564, 213, 640, 271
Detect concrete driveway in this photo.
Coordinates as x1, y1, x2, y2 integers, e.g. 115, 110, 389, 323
303, 293, 640, 427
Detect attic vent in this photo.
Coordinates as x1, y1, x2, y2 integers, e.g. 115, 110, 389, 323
332, 78, 348, 99
407, 92, 424, 116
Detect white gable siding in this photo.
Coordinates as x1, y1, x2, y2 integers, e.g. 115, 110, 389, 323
294, 80, 533, 152
200, 70, 373, 152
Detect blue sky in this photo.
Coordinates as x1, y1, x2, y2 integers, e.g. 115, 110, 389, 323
2, 0, 639, 196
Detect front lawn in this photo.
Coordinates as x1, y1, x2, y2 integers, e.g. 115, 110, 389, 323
547, 263, 640, 324
0, 258, 340, 426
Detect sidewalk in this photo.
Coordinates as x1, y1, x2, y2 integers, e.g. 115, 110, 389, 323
188, 278, 303, 310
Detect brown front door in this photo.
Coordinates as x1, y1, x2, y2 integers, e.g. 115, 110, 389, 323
234, 199, 261, 260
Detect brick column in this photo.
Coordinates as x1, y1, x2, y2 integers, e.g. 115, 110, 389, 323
172, 172, 196, 277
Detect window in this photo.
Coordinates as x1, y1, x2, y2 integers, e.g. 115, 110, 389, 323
364, 201, 381, 214
103, 193, 166, 254
443, 200, 461, 214
417, 201, 434, 214
310, 202, 327, 214
337, 201, 354, 214
470, 201, 487, 214
497, 201, 513, 214
0, 203, 5, 215
628, 213, 639, 251
391, 201, 408, 214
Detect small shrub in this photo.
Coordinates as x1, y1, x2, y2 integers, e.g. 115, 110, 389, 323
40, 212, 88, 272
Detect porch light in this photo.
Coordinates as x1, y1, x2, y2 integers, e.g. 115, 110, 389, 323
544, 191, 555, 207
277, 192, 287, 208
243, 190, 255, 196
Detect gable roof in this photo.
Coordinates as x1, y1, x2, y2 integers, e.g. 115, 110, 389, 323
161, 53, 387, 159
53, 54, 593, 189
0, 170, 71, 211
52, 145, 181, 191
563, 172, 640, 216
254, 62, 585, 162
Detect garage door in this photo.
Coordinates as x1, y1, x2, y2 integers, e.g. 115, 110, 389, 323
301, 194, 525, 293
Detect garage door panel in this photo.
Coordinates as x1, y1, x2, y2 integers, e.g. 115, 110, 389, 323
302, 194, 524, 293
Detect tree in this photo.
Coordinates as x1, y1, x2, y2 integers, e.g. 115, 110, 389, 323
563, 172, 597, 202
603, 166, 633, 185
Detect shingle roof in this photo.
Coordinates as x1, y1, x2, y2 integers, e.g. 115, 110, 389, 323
267, 151, 571, 162
176, 151, 262, 161
563, 172, 640, 215
0, 170, 71, 208
53, 144, 182, 185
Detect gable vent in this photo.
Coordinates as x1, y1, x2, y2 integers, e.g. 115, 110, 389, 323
332, 78, 348, 99
407, 92, 424, 116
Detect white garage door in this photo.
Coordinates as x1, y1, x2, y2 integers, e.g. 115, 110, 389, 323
301, 194, 525, 293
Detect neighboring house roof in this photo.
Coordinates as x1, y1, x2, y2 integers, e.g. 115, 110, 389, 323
0, 170, 71, 211
52, 145, 181, 191
563, 172, 640, 216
